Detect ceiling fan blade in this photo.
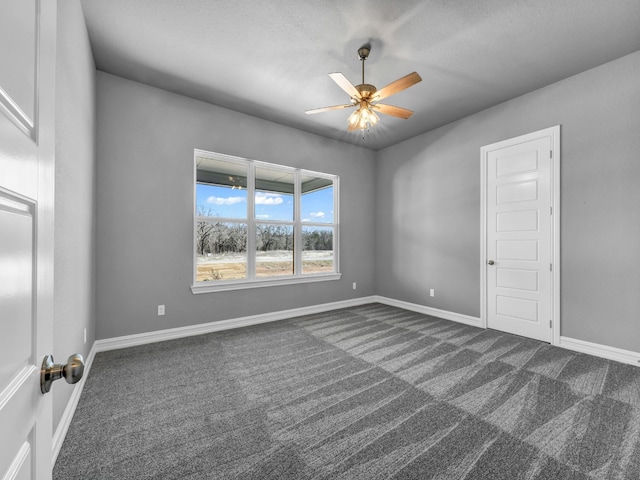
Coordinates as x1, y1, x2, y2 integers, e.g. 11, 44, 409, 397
329, 72, 361, 99
373, 72, 422, 101
373, 104, 414, 119
305, 104, 354, 115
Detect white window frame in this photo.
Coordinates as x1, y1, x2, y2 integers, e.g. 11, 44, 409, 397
191, 149, 341, 293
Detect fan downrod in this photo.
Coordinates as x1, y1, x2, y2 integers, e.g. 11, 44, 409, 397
357, 46, 374, 94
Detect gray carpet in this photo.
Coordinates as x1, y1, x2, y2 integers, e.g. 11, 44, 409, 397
54, 303, 640, 479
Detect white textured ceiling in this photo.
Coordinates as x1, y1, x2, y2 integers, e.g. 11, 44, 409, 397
80, 0, 640, 151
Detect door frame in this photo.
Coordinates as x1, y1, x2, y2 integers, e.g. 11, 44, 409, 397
480, 125, 561, 345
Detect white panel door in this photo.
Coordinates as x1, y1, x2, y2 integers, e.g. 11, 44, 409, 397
0, 1, 57, 479
484, 131, 555, 342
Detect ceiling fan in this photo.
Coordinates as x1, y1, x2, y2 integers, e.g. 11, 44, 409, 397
306, 46, 422, 131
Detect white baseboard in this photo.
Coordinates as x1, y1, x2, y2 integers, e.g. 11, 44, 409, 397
559, 336, 640, 367
95, 296, 378, 352
374, 297, 640, 367
373, 295, 482, 327
52, 342, 97, 465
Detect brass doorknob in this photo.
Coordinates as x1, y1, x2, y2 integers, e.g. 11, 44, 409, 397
487, 260, 495, 265
40, 353, 85, 394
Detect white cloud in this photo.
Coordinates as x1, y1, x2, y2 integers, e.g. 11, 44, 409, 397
310, 211, 325, 218
255, 193, 284, 205
206, 196, 244, 206
256, 214, 270, 219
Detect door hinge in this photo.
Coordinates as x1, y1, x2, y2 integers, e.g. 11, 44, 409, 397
550, 263, 553, 271
550, 150, 553, 159
549, 320, 553, 328
550, 206, 553, 215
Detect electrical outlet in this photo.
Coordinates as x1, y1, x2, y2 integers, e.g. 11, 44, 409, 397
158, 305, 165, 316
430, 289, 435, 297
353, 282, 357, 290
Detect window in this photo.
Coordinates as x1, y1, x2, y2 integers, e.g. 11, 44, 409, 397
192, 150, 340, 293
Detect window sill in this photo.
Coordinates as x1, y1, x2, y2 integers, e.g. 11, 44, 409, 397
191, 273, 342, 294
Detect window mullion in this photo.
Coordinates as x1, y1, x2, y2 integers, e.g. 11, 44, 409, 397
333, 176, 339, 274
294, 170, 302, 276
247, 162, 256, 279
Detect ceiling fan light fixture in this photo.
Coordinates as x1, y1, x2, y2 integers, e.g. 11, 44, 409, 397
306, 45, 421, 133
348, 104, 379, 131
348, 109, 360, 126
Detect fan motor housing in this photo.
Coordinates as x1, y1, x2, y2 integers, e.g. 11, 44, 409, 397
355, 83, 377, 99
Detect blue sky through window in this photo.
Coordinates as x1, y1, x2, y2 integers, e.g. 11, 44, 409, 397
196, 184, 247, 219
302, 186, 333, 223
196, 184, 334, 223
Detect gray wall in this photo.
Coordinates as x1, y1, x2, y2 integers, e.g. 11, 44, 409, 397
95, 72, 376, 339
375, 50, 640, 353
54, 0, 96, 432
